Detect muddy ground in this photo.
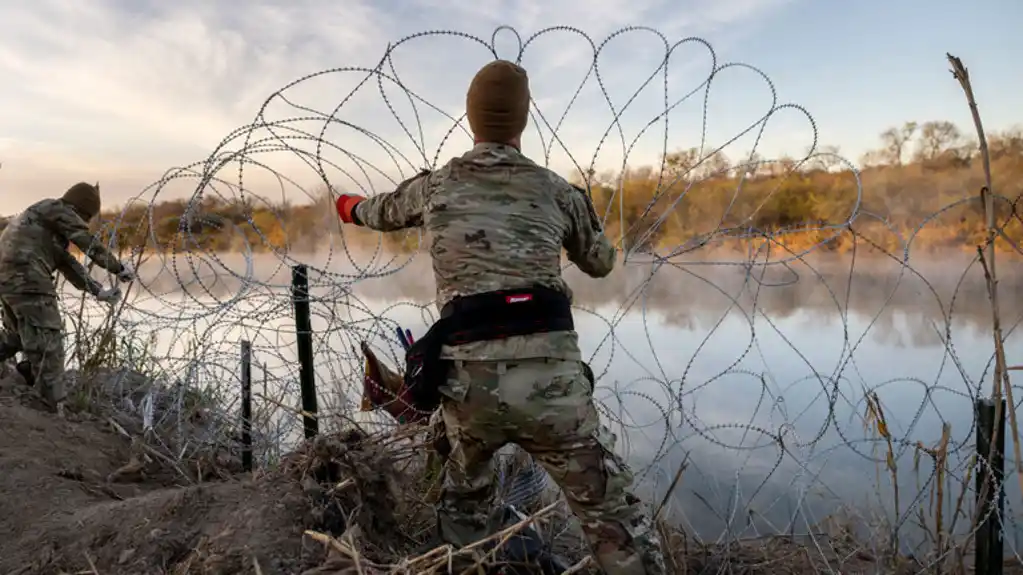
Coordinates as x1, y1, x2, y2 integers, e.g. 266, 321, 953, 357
0, 374, 339, 574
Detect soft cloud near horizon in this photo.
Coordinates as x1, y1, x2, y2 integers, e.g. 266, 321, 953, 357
0, 0, 809, 213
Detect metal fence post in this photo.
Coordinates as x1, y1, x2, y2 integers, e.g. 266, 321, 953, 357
292, 264, 319, 438
240, 339, 253, 472
976, 397, 1006, 575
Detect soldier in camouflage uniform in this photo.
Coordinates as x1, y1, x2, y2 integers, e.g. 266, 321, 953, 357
0, 183, 135, 414
335, 61, 666, 573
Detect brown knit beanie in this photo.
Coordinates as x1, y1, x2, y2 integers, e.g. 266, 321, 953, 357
466, 60, 530, 144
62, 182, 101, 220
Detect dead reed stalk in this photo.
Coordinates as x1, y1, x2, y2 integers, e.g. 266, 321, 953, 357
946, 52, 1022, 543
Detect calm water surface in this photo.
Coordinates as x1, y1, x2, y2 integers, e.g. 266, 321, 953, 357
70, 251, 1023, 553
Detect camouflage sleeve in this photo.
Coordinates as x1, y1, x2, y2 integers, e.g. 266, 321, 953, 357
352, 171, 433, 232
56, 250, 103, 296
562, 184, 617, 278
43, 203, 124, 274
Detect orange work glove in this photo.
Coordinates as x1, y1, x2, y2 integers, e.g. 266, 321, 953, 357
336, 194, 366, 225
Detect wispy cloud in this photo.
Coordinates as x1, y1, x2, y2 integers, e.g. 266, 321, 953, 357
0, 0, 867, 212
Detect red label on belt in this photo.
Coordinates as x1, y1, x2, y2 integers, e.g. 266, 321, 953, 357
505, 294, 533, 304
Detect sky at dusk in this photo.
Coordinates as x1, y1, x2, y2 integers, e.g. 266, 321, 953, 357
0, 0, 1019, 213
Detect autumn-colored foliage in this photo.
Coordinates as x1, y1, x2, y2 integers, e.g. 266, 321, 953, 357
78, 120, 1023, 258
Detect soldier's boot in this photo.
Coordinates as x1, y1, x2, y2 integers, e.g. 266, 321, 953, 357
0, 344, 18, 378
15, 360, 34, 387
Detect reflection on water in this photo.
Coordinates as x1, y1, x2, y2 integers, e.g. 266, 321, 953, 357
65, 251, 1023, 554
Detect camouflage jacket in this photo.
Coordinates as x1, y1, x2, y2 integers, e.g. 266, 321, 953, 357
0, 198, 124, 297
354, 143, 617, 361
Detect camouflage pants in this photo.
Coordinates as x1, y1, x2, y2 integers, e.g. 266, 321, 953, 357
0, 294, 66, 406
437, 358, 666, 575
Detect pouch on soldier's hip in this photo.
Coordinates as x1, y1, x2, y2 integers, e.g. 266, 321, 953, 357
403, 319, 451, 413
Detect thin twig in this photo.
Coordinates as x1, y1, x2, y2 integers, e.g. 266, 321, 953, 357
344, 528, 366, 575
947, 48, 1022, 515
304, 530, 387, 571
106, 417, 193, 484
654, 452, 689, 520
83, 552, 100, 574
560, 556, 594, 574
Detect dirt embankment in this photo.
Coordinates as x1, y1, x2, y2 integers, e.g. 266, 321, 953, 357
0, 372, 413, 575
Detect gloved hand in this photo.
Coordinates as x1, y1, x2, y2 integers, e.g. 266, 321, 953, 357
117, 262, 136, 283
336, 194, 366, 225
96, 286, 122, 305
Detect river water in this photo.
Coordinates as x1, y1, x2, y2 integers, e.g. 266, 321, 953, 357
64, 249, 1023, 553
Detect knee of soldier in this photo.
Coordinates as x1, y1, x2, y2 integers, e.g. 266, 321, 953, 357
21, 326, 65, 361
17, 298, 63, 330
573, 468, 639, 516
552, 445, 635, 507
23, 325, 63, 347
